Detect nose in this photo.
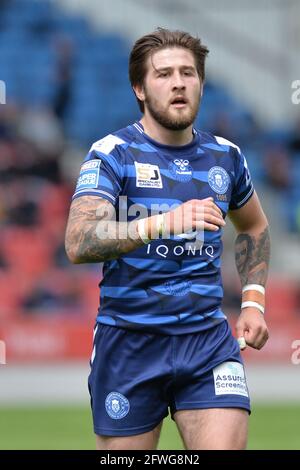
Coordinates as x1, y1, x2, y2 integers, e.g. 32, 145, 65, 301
172, 71, 185, 90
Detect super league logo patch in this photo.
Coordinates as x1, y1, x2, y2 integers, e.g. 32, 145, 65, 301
75, 159, 101, 192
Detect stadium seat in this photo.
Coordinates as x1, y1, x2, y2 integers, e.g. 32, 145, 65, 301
0, 271, 22, 319
266, 278, 299, 323
1, 227, 54, 278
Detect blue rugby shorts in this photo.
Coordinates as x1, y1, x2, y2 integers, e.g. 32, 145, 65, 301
88, 319, 250, 436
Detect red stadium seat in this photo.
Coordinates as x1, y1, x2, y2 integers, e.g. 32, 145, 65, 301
265, 278, 299, 323
2, 227, 54, 278
0, 271, 22, 319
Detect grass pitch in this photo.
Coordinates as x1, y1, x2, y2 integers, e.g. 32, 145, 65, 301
0, 403, 299, 450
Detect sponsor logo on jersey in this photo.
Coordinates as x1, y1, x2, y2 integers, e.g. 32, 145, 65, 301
164, 279, 192, 296
81, 160, 101, 171
135, 162, 163, 188
75, 159, 101, 191
208, 166, 230, 194
105, 392, 130, 419
146, 242, 214, 259
213, 361, 249, 397
169, 159, 193, 182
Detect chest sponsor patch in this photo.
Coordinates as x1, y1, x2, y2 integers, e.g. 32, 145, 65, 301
75, 159, 101, 192
135, 162, 163, 188
213, 361, 249, 397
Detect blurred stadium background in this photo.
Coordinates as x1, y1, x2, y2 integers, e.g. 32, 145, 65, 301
0, 0, 300, 449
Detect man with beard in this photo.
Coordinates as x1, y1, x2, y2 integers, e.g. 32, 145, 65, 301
65, 28, 270, 450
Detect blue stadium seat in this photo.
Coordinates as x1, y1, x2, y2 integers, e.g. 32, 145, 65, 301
0, 0, 295, 195
1, 0, 53, 31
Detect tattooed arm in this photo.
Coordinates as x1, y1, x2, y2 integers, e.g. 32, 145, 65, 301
65, 196, 145, 264
65, 195, 226, 264
228, 191, 270, 349
229, 191, 270, 287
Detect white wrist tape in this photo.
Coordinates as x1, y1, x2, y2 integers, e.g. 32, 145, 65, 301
137, 214, 166, 244
241, 301, 265, 314
242, 284, 265, 295
156, 213, 166, 236
137, 219, 151, 244
237, 337, 247, 350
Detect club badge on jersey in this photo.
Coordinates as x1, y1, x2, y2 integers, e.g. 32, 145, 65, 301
208, 166, 230, 194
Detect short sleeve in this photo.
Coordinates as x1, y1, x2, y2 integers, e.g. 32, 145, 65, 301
72, 135, 125, 206
229, 149, 254, 210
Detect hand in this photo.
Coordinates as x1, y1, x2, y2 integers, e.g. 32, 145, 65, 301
235, 307, 269, 350
164, 197, 226, 235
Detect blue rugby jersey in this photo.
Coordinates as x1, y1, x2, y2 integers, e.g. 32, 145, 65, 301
72, 122, 254, 334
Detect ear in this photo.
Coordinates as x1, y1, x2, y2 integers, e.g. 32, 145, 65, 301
133, 83, 145, 103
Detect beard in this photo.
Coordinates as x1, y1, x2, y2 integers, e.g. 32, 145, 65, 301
144, 89, 200, 131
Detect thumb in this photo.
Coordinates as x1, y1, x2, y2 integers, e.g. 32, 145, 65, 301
237, 336, 247, 350
236, 323, 247, 350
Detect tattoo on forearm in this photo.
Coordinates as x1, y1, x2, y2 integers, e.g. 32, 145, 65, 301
235, 226, 270, 286
65, 197, 143, 263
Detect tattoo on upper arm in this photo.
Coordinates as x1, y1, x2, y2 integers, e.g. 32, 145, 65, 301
65, 197, 142, 263
235, 226, 270, 286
